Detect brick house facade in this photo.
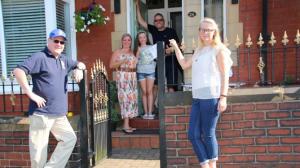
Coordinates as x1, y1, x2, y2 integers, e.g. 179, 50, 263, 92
0, 0, 300, 167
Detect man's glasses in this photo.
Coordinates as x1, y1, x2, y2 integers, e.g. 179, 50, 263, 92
199, 28, 215, 33
154, 19, 164, 23
52, 39, 65, 45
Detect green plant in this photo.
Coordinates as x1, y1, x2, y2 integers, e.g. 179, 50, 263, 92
111, 108, 120, 123
284, 75, 295, 85
74, 3, 110, 33
109, 81, 120, 124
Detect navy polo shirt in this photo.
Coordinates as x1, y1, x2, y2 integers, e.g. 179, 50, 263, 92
17, 47, 78, 116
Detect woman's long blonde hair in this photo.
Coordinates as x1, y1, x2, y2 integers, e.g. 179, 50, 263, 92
121, 33, 132, 49
198, 17, 222, 48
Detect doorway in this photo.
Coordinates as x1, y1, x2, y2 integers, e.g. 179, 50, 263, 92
146, 0, 182, 43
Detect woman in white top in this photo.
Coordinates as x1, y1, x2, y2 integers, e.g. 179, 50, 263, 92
169, 18, 233, 168
135, 32, 156, 119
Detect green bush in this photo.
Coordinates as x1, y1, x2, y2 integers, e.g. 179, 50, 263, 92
109, 81, 120, 124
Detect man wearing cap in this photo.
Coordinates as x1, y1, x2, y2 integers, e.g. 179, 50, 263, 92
13, 29, 85, 168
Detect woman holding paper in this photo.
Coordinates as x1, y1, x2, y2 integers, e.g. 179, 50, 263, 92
135, 31, 157, 120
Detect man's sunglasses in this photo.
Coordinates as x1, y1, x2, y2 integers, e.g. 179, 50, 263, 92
52, 39, 65, 45
154, 19, 164, 23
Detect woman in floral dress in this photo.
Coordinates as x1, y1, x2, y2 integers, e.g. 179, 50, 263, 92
109, 33, 138, 133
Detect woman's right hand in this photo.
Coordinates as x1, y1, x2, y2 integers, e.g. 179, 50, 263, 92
169, 39, 178, 48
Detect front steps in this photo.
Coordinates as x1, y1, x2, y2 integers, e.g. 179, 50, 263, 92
111, 118, 160, 149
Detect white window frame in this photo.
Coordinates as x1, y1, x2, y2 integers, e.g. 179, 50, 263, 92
126, 0, 131, 34
0, 0, 7, 77
0, 0, 77, 78
200, 0, 227, 39
0, 0, 78, 94
45, 0, 77, 60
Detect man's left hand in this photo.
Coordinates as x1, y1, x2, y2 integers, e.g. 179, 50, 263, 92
73, 69, 83, 83
77, 62, 86, 70
73, 61, 85, 83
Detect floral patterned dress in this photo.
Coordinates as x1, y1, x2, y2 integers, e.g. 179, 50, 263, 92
115, 54, 138, 118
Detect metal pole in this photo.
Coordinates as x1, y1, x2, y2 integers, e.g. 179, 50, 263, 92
80, 70, 90, 168
157, 41, 167, 168
261, 0, 268, 84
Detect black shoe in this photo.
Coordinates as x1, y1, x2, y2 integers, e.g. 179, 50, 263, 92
122, 128, 133, 134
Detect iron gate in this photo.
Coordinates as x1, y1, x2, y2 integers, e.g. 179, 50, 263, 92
80, 60, 112, 167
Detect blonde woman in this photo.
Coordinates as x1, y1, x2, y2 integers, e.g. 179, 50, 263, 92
169, 18, 233, 168
110, 33, 138, 133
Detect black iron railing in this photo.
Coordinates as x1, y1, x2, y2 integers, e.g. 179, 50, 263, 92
162, 32, 300, 89
0, 74, 80, 115
232, 44, 300, 86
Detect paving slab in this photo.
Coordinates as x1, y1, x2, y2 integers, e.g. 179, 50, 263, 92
94, 149, 160, 168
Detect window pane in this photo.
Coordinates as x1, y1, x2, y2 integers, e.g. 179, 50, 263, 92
0, 40, 2, 75
146, 0, 164, 9
56, 0, 65, 30
2, 0, 46, 74
204, 0, 223, 38
56, 0, 70, 57
168, 0, 182, 8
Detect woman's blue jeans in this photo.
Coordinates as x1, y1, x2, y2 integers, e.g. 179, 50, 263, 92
188, 98, 220, 165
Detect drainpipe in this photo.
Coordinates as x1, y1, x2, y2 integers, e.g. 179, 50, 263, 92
261, 0, 268, 85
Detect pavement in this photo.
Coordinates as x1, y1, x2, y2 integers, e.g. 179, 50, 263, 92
94, 149, 160, 168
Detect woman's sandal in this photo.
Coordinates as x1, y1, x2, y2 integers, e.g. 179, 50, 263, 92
122, 128, 133, 134
129, 127, 136, 131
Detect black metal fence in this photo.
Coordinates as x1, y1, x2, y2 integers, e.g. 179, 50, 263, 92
232, 33, 300, 86
0, 73, 80, 115
80, 60, 111, 167
163, 31, 300, 89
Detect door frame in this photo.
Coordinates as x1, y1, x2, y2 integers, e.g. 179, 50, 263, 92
146, 0, 183, 44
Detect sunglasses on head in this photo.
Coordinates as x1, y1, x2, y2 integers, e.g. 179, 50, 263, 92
52, 39, 65, 45
154, 19, 164, 23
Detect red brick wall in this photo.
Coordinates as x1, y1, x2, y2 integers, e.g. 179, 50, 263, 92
235, 0, 300, 84
165, 101, 300, 167
0, 127, 80, 167
0, 92, 81, 116
75, 0, 114, 80
239, 0, 300, 48
0, 131, 30, 167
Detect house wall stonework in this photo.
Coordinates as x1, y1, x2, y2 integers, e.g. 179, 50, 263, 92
75, 0, 115, 79
237, 0, 300, 84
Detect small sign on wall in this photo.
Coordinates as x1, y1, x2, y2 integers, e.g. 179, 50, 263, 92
187, 11, 196, 18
